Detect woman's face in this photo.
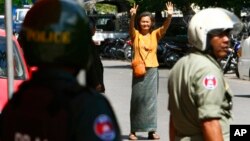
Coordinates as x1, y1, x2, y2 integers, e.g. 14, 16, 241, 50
210, 31, 230, 59
139, 16, 152, 33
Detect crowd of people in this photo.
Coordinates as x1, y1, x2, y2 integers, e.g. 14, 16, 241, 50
0, 0, 244, 141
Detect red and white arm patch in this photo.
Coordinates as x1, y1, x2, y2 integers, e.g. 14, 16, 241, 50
202, 75, 218, 90
94, 114, 116, 141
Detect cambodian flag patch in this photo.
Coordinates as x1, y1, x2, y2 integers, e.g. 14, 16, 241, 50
203, 75, 217, 89
94, 114, 116, 141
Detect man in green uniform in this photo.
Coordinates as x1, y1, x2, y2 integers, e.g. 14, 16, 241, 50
168, 8, 242, 141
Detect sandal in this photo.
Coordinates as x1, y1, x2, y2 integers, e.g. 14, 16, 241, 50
129, 132, 138, 140
148, 132, 160, 140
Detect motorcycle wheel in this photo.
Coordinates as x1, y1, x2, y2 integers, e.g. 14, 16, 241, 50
164, 53, 181, 68
124, 45, 132, 62
235, 66, 239, 78
222, 55, 232, 74
223, 63, 230, 74
235, 58, 239, 78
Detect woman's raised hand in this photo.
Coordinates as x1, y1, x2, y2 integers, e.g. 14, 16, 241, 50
130, 3, 138, 16
166, 1, 174, 16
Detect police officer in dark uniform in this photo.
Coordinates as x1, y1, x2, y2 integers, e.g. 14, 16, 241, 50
87, 17, 105, 93
0, 0, 121, 141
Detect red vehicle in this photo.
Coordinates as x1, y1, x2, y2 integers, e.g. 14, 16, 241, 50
0, 29, 30, 113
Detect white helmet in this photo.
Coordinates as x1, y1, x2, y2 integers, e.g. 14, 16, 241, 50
188, 8, 243, 51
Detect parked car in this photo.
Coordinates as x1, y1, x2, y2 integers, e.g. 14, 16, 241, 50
238, 36, 250, 80
0, 29, 30, 113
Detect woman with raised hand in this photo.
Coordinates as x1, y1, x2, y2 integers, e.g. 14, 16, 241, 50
129, 2, 173, 140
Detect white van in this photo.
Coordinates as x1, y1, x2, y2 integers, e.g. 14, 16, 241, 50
238, 36, 250, 80
13, 8, 30, 34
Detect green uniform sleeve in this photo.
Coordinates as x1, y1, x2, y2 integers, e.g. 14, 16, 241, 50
192, 67, 226, 120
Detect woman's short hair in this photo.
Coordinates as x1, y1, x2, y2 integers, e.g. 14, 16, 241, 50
137, 11, 155, 31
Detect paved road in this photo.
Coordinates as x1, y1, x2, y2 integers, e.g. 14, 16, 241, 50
101, 59, 250, 141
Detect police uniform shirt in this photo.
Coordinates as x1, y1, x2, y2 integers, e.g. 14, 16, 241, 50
0, 69, 121, 141
168, 51, 233, 140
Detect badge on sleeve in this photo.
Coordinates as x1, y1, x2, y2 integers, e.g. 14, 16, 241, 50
203, 75, 217, 89
94, 114, 116, 141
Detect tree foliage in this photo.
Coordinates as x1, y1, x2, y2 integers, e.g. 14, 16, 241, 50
133, 0, 250, 16
96, 3, 117, 14
0, 0, 33, 15
132, 0, 165, 13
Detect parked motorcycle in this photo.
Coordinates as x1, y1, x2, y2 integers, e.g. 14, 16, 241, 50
100, 37, 127, 59
157, 39, 191, 68
123, 39, 132, 62
123, 38, 191, 67
220, 35, 241, 77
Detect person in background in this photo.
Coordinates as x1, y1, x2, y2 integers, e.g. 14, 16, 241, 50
128, 2, 173, 140
168, 8, 242, 141
0, 0, 121, 140
87, 16, 105, 93
106, 17, 115, 31
241, 15, 250, 39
